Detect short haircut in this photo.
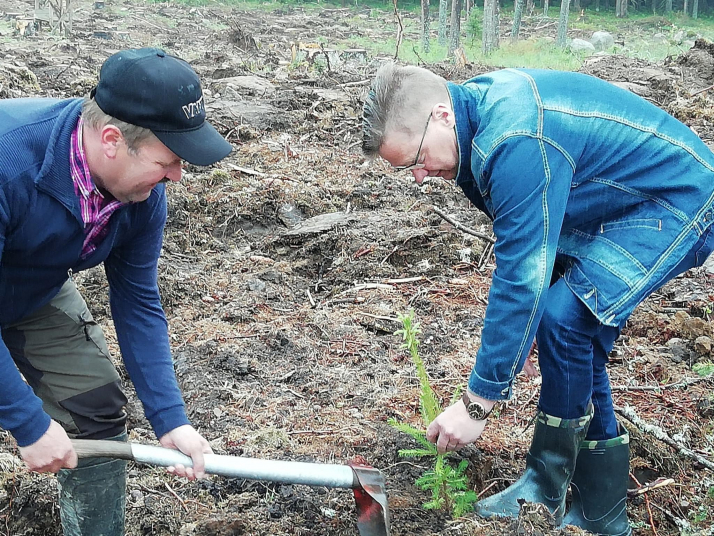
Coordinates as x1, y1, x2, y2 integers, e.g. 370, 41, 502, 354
362, 62, 449, 158
81, 97, 156, 154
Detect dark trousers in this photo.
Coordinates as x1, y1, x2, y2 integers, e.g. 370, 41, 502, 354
537, 226, 714, 440
3, 278, 127, 440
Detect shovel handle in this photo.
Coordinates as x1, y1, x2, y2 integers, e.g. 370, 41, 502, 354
72, 439, 134, 460
71, 439, 358, 489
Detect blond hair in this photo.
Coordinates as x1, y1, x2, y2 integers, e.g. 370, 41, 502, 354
362, 62, 449, 158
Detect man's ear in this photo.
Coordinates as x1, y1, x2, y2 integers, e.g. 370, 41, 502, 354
431, 103, 456, 128
99, 125, 124, 159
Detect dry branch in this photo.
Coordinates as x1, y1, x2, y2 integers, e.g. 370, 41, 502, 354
690, 83, 714, 97
432, 207, 496, 244
611, 376, 711, 391
613, 404, 714, 471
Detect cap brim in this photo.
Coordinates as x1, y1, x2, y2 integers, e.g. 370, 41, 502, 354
154, 121, 232, 166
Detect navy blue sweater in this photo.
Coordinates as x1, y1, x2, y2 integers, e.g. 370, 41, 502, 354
0, 97, 189, 446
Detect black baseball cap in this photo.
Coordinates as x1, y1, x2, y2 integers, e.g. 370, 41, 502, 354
90, 47, 232, 166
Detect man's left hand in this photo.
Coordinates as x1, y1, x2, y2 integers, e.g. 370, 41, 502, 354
159, 424, 212, 480
426, 400, 487, 453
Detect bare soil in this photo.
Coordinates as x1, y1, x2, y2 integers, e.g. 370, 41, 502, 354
1, 1, 713, 535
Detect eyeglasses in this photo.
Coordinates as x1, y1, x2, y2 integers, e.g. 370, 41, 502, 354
393, 115, 431, 172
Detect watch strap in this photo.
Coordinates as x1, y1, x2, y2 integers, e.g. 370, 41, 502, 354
461, 391, 495, 420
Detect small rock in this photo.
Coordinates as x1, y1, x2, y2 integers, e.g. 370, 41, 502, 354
590, 31, 615, 51
247, 279, 266, 292
666, 337, 688, 363
694, 336, 712, 355
570, 39, 596, 53
278, 203, 305, 227
685, 317, 712, 339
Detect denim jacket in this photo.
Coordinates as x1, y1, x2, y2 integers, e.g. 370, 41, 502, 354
450, 69, 714, 401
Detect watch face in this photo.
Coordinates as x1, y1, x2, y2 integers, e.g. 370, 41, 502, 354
467, 402, 487, 420
462, 393, 488, 420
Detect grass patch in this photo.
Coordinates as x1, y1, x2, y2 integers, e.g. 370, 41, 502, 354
0, 20, 15, 42
472, 38, 585, 69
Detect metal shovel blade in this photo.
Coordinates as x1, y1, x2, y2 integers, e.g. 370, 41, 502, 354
72, 439, 390, 536
350, 463, 390, 536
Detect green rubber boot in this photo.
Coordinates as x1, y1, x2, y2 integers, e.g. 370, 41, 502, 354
57, 433, 127, 536
562, 426, 632, 536
475, 405, 593, 525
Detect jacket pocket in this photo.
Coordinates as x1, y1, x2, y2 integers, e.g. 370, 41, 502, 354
599, 218, 661, 233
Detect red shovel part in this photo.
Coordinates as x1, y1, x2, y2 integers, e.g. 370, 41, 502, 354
350, 462, 391, 536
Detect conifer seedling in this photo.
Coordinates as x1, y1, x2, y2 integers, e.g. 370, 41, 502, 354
389, 310, 478, 518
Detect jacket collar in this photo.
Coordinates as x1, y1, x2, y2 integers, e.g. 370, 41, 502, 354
35, 99, 84, 224
447, 81, 481, 186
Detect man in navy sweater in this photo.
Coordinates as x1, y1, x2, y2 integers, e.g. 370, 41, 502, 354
0, 48, 232, 535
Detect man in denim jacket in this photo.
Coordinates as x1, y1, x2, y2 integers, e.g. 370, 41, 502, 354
363, 63, 714, 535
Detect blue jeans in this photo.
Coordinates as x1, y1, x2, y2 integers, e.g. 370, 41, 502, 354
537, 226, 714, 440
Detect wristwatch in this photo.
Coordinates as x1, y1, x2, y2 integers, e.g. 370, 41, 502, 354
462, 392, 495, 421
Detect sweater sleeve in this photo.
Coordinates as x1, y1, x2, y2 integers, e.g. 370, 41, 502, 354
0, 189, 52, 447
467, 136, 574, 400
104, 187, 189, 439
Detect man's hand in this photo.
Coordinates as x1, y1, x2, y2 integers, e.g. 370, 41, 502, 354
426, 397, 490, 453
159, 424, 212, 480
18, 420, 78, 473
521, 341, 540, 378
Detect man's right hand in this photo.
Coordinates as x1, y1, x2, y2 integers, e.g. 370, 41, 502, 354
18, 420, 78, 473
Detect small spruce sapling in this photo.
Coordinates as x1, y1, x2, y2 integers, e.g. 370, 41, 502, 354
389, 310, 478, 518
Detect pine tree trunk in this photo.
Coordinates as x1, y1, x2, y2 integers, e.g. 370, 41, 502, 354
556, 0, 570, 46
574, 0, 581, 10
615, 0, 627, 17
438, 0, 449, 45
512, 0, 525, 41
684, 0, 689, 15
665, 0, 673, 12
526, 0, 535, 14
595, 0, 600, 10
421, 0, 431, 52
693, 0, 698, 17
482, 0, 498, 54
543, 0, 549, 17
448, 0, 462, 55
495, 0, 500, 43
465, 0, 473, 19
